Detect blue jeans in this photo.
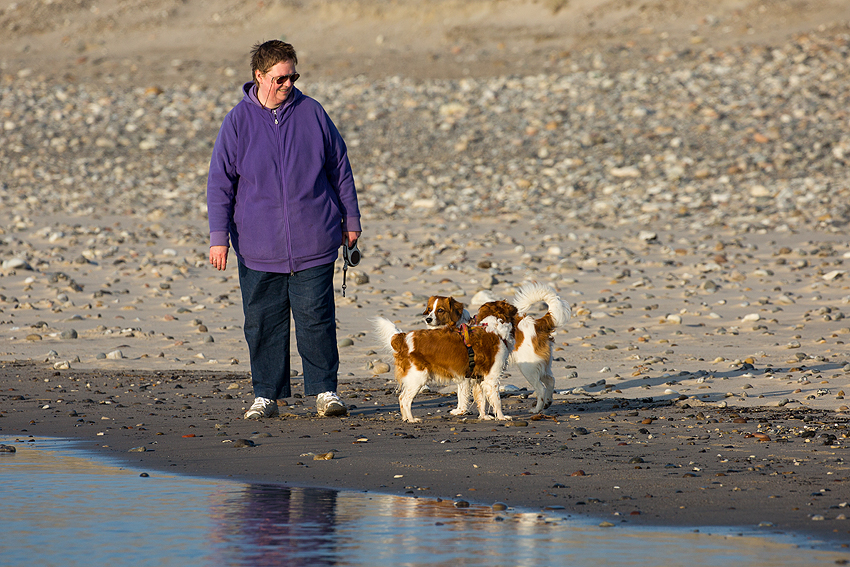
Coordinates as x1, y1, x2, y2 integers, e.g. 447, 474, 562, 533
238, 262, 339, 399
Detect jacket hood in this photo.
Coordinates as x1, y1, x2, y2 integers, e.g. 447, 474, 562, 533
242, 81, 301, 111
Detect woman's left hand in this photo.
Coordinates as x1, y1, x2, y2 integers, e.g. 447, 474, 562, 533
344, 231, 361, 247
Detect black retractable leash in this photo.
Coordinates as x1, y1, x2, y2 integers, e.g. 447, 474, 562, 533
341, 241, 361, 297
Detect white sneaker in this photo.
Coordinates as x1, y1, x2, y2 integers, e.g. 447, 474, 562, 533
244, 397, 279, 419
316, 391, 347, 417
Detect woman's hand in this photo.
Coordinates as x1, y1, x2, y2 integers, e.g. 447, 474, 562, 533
344, 231, 361, 247
210, 245, 229, 271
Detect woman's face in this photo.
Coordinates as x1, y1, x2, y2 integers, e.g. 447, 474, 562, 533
255, 59, 298, 109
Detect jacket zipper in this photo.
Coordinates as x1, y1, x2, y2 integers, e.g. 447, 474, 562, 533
273, 107, 294, 272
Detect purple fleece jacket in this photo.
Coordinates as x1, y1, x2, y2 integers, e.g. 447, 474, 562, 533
207, 82, 361, 273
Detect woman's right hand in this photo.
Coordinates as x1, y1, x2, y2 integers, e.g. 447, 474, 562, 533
210, 245, 229, 271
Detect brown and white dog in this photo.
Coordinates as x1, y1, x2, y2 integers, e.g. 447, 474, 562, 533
421, 293, 494, 416
476, 283, 571, 413
373, 314, 515, 422
422, 296, 471, 329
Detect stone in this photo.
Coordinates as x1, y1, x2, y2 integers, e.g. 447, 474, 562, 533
2, 258, 32, 270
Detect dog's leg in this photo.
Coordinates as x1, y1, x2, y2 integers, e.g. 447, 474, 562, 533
518, 360, 547, 414
451, 379, 473, 415
471, 381, 488, 418
541, 353, 556, 410
542, 371, 555, 410
398, 371, 428, 423
480, 379, 510, 421
481, 356, 511, 421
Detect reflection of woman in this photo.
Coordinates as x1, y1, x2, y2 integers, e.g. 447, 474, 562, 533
209, 485, 339, 566
207, 40, 361, 419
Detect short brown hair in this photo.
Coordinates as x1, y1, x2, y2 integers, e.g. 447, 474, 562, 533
250, 40, 298, 85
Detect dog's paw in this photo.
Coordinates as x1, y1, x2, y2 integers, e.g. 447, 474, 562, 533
449, 408, 470, 416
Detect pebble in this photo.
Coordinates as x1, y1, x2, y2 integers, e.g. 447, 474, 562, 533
371, 361, 391, 375
231, 439, 255, 448
2, 258, 32, 270
471, 290, 499, 306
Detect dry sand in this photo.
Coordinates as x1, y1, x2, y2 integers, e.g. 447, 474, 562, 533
1, 0, 849, 549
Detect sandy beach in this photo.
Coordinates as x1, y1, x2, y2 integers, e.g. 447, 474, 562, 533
1, 0, 849, 549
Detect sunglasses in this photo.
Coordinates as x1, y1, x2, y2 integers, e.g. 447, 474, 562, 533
268, 73, 299, 85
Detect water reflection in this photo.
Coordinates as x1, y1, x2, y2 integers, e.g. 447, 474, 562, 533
1, 438, 846, 567
210, 486, 340, 567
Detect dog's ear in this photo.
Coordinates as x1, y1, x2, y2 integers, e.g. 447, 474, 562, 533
475, 302, 493, 321
501, 301, 519, 321
448, 297, 463, 319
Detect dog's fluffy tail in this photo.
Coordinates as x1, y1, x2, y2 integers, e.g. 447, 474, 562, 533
512, 282, 571, 328
372, 317, 405, 352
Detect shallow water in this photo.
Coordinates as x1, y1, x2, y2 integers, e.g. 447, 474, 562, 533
0, 438, 845, 567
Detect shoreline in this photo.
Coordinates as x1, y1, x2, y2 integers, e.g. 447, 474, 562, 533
1, 360, 848, 550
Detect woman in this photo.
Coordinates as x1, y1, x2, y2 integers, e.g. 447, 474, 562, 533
207, 40, 361, 419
